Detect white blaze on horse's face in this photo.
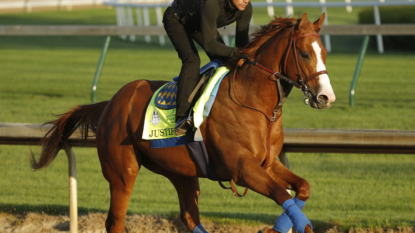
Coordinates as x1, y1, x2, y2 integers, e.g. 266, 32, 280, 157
311, 41, 336, 108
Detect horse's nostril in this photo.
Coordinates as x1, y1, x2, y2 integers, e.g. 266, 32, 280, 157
317, 95, 328, 104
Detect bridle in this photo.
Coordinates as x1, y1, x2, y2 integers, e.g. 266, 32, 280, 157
220, 27, 328, 197
241, 28, 328, 106
284, 30, 328, 88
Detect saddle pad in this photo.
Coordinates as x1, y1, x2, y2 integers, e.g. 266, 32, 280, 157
142, 66, 230, 140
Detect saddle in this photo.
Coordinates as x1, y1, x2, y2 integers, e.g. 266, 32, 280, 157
155, 59, 222, 110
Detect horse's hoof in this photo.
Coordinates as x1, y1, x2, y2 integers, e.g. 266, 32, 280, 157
257, 227, 278, 233
257, 228, 266, 233
304, 225, 314, 233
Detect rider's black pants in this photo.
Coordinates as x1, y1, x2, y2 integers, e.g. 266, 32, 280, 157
163, 6, 224, 119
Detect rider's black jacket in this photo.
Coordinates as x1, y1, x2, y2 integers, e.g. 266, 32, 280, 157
173, 0, 252, 58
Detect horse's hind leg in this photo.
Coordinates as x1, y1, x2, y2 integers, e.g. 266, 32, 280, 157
144, 163, 202, 232
97, 142, 140, 233
170, 175, 202, 232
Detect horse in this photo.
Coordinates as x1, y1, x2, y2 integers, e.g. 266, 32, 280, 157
32, 13, 335, 233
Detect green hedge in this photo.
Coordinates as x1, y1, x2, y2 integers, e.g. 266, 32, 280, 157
358, 6, 415, 51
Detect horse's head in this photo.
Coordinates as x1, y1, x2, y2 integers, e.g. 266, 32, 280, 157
284, 13, 336, 109
241, 13, 335, 109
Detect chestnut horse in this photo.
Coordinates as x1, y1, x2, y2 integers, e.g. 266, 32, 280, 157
32, 13, 335, 233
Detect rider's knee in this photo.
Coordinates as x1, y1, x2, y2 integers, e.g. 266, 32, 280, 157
183, 55, 201, 67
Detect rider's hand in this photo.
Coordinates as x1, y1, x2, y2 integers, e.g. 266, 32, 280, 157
236, 52, 251, 67
239, 53, 250, 60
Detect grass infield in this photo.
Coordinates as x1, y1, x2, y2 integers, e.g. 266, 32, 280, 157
0, 7, 414, 232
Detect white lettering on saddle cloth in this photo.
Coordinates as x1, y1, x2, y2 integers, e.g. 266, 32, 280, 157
148, 128, 176, 138
148, 111, 176, 138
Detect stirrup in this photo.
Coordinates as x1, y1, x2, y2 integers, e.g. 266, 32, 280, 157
174, 115, 193, 136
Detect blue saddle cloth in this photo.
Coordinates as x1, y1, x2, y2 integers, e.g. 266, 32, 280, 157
154, 59, 222, 109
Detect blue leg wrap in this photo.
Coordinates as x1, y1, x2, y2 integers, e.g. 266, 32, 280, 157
193, 224, 208, 233
294, 197, 306, 209
273, 197, 307, 233
283, 199, 312, 233
273, 213, 293, 233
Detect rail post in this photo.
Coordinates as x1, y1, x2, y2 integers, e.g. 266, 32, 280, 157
373, 5, 384, 53
278, 149, 290, 170
266, 0, 274, 17
63, 143, 78, 233
155, 4, 165, 45
143, 6, 151, 43
285, 0, 293, 16
320, 0, 331, 53
349, 35, 370, 108
91, 35, 111, 103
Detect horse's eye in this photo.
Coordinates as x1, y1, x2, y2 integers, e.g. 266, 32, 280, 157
300, 51, 309, 59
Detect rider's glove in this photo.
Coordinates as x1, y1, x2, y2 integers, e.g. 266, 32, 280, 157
239, 53, 250, 60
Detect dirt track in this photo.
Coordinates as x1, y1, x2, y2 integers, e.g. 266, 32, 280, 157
0, 212, 268, 233
1, 212, 414, 233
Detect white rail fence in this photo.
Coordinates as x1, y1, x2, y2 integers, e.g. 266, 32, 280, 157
0, 0, 105, 12
2, 0, 414, 52
2, 24, 415, 36
105, 0, 415, 53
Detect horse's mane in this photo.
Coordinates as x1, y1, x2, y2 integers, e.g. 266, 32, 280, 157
225, 16, 299, 68
245, 17, 298, 57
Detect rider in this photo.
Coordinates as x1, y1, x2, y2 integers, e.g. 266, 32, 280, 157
163, 0, 252, 136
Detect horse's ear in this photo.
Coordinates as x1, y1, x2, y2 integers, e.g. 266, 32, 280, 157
297, 13, 309, 31
313, 12, 326, 32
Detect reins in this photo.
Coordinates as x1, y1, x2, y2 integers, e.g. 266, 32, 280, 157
220, 28, 327, 197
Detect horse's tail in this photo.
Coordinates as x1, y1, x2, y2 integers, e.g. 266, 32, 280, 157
31, 101, 109, 171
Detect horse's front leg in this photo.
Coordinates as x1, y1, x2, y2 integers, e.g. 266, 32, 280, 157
230, 157, 313, 233
265, 150, 310, 201
261, 150, 312, 233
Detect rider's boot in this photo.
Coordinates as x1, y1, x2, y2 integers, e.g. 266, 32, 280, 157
174, 115, 193, 136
